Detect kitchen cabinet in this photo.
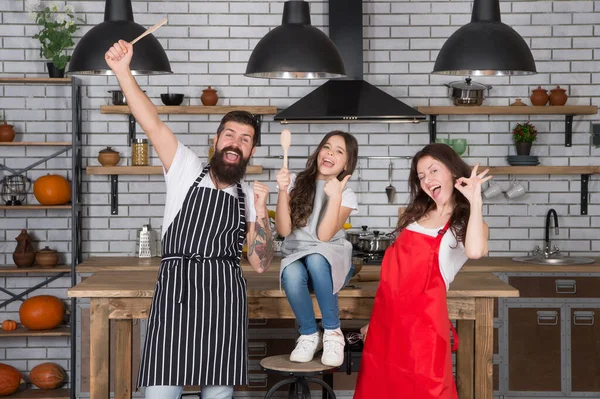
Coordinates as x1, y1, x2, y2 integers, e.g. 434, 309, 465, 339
0, 77, 82, 399
502, 275, 600, 397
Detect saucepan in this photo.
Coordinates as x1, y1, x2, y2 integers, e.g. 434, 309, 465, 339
359, 231, 393, 254
444, 78, 492, 106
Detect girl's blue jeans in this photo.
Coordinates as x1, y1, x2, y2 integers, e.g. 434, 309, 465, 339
281, 253, 354, 335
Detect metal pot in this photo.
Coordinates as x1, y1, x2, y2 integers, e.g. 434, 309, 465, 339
346, 225, 372, 250
108, 90, 145, 105
444, 78, 492, 106
359, 230, 392, 254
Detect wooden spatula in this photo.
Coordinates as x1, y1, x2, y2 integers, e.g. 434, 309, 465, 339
131, 18, 168, 45
280, 129, 291, 169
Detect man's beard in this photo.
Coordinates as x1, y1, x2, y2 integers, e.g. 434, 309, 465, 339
210, 146, 250, 185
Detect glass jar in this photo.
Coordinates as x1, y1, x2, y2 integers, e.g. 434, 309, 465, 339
208, 138, 215, 162
132, 138, 149, 166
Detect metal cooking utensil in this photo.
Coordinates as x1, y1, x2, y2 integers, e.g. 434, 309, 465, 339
385, 161, 396, 204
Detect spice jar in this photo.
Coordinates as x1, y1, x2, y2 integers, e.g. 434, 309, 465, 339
208, 138, 215, 162
132, 139, 149, 166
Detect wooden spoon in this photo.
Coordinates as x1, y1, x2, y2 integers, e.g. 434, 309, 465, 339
131, 18, 168, 45
280, 129, 291, 169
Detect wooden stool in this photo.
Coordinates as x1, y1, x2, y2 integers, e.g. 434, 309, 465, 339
260, 354, 338, 399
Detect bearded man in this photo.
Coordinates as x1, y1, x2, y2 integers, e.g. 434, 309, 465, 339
105, 40, 274, 399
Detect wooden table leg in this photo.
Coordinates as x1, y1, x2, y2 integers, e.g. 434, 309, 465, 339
475, 298, 494, 399
115, 319, 133, 399
90, 298, 110, 399
456, 320, 474, 399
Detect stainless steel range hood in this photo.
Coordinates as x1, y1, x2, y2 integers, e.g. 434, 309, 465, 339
275, 0, 425, 124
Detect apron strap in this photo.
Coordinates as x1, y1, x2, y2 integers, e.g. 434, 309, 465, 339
450, 320, 459, 352
236, 182, 246, 257
192, 164, 211, 187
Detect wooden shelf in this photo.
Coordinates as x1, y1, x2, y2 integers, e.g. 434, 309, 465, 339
0, 326, 70, 337
4, 388, 70, 398
100, 105, 278, 115
486, 166, 600, 175
0, 142, 71, 146
0, 266, 71, 274
86, 165, 263, 175
417, 105, 598, 115
0, 205, 71, 210
0, 77, 72, 84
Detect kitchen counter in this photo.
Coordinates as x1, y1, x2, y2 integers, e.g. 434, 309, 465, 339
69, 269, 516, 399
77, 255, 600, 274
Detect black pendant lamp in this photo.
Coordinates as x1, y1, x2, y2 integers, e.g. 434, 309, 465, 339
245, 1, 346, 79
432, 0, 536, 76
67, 0, 171, 76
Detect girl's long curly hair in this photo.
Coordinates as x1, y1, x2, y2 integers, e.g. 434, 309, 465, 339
397, 143, 473, 243
289, 131, 359, 230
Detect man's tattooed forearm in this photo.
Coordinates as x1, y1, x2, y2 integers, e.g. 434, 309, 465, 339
249, 216, 274, 271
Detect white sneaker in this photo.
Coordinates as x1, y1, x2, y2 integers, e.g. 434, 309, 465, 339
321, 328, 345, 367
290, 331, 322, 363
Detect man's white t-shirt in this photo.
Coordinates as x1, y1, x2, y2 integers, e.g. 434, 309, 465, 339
161, 141, 257, 238
405, 222, 469, 290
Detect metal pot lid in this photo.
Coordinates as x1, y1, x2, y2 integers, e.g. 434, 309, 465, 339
446, 77, 490, 90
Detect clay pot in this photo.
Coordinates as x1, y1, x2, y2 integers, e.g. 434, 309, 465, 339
98, 147, 121, 166
13, 229, 35, 268
510, 98, 527, 107
530, 86, 549, 106
35, 246, 59, 268
201, 86, 218, 106
549, 85, 568, 106
0, 120, 16, 142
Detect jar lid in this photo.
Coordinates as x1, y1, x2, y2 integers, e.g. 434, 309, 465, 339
551, 85, 566, 92
532, 86, 547, 92
134, 139, 148, 144
446, 78, 490, 90
99, 146, 118, 154
38, 246, 57, 254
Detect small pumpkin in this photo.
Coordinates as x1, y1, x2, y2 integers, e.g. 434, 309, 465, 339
29, 362, 67, 390
1, 320, 17, 331
0, 363, 23, 396
33, 174, 71, 206
19, 295, 65, 330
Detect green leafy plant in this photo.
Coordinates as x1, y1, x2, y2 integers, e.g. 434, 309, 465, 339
30, 3, 81, 71
512, 122, 537, 143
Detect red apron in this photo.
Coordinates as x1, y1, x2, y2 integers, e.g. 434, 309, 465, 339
354, 222, 458, 399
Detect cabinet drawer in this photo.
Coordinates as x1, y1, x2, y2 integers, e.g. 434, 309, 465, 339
508, 276, 600, 298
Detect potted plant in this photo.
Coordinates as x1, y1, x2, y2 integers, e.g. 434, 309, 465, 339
29, 3, 80, 78
512, 121, 537, 156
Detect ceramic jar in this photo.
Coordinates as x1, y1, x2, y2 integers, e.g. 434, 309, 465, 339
530, 86, 549, 106
201, 86, 218, 106
0, 120, 16, 142
98, 147, 121, 166
549, 86, 568, 106
13, 229, 35, 268
35, 246, 58, 268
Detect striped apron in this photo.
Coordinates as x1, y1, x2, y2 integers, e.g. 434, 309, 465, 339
137, 164, 248, 387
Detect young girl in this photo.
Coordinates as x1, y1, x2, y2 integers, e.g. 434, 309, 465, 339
275, 131, 359, 367
354, 143, 491, 398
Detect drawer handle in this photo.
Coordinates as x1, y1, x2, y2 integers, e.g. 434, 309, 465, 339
537, 310, 558, 326
555, 279, 576, 294
249, 318, 268, 326
248, 342, 268, 358
573, 311, 595, 326
248, 375, 268, 388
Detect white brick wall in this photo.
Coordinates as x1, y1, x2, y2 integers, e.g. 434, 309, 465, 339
1, 0, 599, 383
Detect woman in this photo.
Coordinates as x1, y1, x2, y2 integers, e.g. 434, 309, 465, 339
354, 143, 491, 399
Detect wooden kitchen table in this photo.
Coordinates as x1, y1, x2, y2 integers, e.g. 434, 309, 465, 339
68, 269, 519, 399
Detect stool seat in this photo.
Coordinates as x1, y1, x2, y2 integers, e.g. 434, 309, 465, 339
260, 354, 337, 374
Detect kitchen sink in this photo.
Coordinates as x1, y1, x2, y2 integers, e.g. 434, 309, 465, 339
512, 256, 596, 265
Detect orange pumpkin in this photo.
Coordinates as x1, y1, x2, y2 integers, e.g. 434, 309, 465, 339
1, 320, 17, 331
29, 363, 67, 390
19, 295, 64, 330
33, 174, 71, 205
0, 363, 22, 396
